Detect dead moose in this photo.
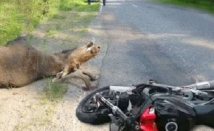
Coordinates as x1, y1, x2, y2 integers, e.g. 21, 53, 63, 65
0, 36, 100, 90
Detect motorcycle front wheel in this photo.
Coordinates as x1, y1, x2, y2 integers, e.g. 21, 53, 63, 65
76, 86, 114, 125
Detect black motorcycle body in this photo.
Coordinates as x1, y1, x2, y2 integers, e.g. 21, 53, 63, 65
109, 87, 214, 131
76, 80, 214, 131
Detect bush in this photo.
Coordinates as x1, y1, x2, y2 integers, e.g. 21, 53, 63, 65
0, 0, 72, 45
0, 0, 99, 45
175, 0, 214, 4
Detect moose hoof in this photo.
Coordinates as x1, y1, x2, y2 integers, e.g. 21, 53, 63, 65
52, 78, 57, 82
52, 77, 60, 83
90, 77, 96, 81
82, 86, 98, 91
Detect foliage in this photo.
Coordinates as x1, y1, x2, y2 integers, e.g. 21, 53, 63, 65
154, 0, 214, 13
0, 0, 99, 45
43, 79, 68, 101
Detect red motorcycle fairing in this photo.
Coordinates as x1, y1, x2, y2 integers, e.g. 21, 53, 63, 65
140, 105, 158, 131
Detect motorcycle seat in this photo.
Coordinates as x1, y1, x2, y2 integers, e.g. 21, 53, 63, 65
190, 100, 209, 105
194, 105, 214, 116
193, 105, 214, 128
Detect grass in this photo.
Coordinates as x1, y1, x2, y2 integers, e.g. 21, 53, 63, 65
46, 29, 57, 37
52, 14, 67, 20
153, 0, 214, 14
0, 0, 100, 45
42, 79, 68, 101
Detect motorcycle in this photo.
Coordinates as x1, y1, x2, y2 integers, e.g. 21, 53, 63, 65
76, 80, 214, 131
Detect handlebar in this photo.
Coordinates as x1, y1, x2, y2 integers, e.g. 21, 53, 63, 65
146, 80, 214, 91
186, 80, 214, 90
95, 93, 139, 130
96, 93, 128, 120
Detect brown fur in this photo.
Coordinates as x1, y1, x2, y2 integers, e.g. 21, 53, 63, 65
56, 41, 100, 78
0, 36, 100, 89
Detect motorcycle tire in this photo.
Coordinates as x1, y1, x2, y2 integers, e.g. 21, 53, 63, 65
76, 86, 111, 125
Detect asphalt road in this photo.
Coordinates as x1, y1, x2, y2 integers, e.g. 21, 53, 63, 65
93, 0, 214, 130
98, 0, 214, 88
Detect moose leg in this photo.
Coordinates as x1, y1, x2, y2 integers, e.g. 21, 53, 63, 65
61, 65, 73, 77
52, 69, 91, 89
72, 65, 96, 81
56, 64, 76, 79
82, 70, 96, 81
56, 71, 63, 79
72, 70, 91, 89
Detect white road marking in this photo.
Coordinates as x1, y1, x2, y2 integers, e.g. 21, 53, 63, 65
132, 5, 137, 7
99, 4, 103, 12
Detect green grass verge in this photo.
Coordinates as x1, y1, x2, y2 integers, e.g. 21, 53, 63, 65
153, 0, 214, 14
0, 0, 99, 45
59, 0, 99, 12
42, 79, 68, 101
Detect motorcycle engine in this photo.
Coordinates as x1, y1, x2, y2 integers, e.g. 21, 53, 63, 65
117, 92, 130, 111
117, 91, 142, 112
153, 99, 195, 131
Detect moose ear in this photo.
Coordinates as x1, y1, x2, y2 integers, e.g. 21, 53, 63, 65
86, 41, 94, 48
